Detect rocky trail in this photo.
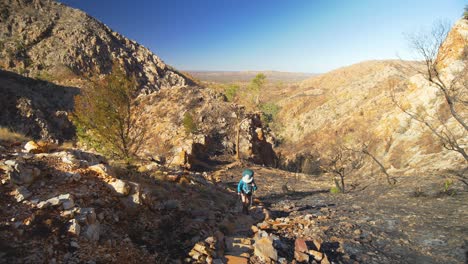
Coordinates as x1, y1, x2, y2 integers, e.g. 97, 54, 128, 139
212, 166, 468, 264
1, 141, 467, 264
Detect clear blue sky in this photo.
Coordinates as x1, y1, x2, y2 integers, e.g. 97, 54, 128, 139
58, 0, 465, 73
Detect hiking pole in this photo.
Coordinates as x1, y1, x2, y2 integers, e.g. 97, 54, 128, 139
250, 190, 254, 208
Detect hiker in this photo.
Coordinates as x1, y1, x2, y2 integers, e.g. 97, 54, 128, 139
237, 169, 258, 214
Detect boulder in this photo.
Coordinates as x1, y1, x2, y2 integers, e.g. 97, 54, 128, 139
312, 238, 323, 251
107, 179, 130, 196
14, 186, 32, 202
295, 238, 308, 253
88, 164, 113, 177
321, 254, 331, 264
24, 141, 57, 154
59, 193, 75, 210
294, 251, 309, 263
253, 236, 277, 262
308, 250, 324, 261
193, 242, 214, 256
5, 160, 41, 186
23, 141, 41, 153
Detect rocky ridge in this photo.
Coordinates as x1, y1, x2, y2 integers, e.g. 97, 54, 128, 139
0, 0, 192, 94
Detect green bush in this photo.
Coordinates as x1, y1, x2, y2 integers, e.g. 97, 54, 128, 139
72, 63, 143, 159
183, 112, 197, 134
330, 186, 341, 194
224, 84, 239, 102
260, 102, 280, 124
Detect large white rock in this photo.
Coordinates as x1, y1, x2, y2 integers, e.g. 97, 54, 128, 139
59, 193, 75, 210
107, 179, 130, 196
5, 160, 41, 186
253, 236, 278, 262
14, 186, 32, 202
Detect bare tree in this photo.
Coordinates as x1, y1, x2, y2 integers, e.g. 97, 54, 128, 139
358, 143, 397, 185
319, 137, 364, 193
396, 21, 468, 161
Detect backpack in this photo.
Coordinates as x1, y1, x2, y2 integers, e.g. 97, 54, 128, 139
242, 182, 253, 194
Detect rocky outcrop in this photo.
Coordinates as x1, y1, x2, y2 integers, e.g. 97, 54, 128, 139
0, 0, 192, 94
136, 86, 277, 169
276, 20, 467, 175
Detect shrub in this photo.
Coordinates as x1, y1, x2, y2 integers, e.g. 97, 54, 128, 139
330, 186, 341, 194
224, 84, 239, 102
182, 112, 197, 134
260, 102, 280, 124
72, 63, 146, 159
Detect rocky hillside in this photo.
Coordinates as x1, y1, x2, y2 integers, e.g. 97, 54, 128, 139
0, 0, 277, 168
0, 70, 77, 141
0, 0, 192, 94
0, 140, 253, 263
274, 19, 467, 175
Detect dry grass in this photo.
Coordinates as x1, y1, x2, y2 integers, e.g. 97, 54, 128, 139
0, 127, 30, 143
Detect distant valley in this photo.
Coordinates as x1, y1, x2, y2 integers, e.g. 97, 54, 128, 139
187, 70, 317, 83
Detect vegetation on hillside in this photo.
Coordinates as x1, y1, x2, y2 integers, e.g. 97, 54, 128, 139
72, 64, 147, 160
209, 74, 281, 130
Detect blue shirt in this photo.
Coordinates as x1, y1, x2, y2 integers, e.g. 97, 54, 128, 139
237, 179, 258, 193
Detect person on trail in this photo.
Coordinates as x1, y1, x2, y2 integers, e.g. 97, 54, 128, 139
237, 169, 257, 214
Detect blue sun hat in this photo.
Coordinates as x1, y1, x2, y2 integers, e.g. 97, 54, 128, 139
242, 169, 254, 183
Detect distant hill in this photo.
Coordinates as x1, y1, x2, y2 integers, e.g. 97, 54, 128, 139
0, 0, 191, 94
187, 70, 317, 83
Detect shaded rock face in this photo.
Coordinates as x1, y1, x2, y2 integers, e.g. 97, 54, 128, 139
0, 0, 192, 93
137, 86, 277, 169
240, 114, 277, 167
0, 70, 77, 141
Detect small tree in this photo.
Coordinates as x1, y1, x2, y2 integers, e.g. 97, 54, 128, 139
182, 111, 197, 134
315, 131, 364, 193
249, 73, 266, 106
463, 5, 468, 19
72, 64, 146, 159
224, 84, 239, 102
